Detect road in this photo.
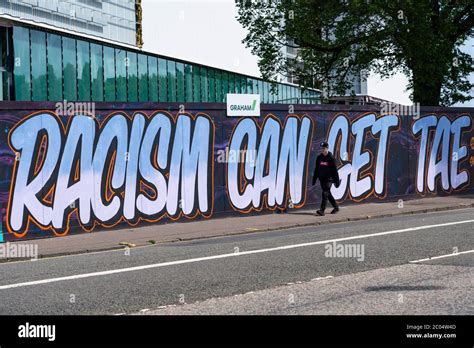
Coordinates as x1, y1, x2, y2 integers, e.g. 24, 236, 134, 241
0, 208, 472, 315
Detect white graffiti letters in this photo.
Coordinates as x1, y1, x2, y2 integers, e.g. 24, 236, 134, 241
7, 112, 214, 234
412, 114, 471, 193
328, 113, 400, 200
227, 115, 313, 211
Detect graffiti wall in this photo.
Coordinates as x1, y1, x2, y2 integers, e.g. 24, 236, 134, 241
0, 102, 472, 241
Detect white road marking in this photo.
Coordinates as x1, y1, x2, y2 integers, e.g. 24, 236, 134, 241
0, 219, 473, 291
0, 244, 155, 266
1, 207, 471, 267
409, 249, 474, 263
311, 276, 334, 281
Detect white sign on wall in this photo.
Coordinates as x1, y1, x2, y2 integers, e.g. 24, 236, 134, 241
226, 94, 261, 117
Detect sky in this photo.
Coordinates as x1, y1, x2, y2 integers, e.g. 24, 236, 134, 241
142, 0, 473, 106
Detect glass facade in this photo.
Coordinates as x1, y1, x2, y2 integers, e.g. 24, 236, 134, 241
77, 40, 90, 101
184, 64, 193, 102
104, 46, 116, 102
201, 67, 208, 103
148, 56, 158, 102
13, 27, 31, 101
138, 54, 148, 102
158, 58, 167, 102
192, 65, 201, 102
115, 49, 126, 101
167, 59, 176, 102
126, 51, 137, 102
176, 62, 184, 102
9, 26, 320, 104
47, 33, 63, 101
91, 43, 104, 102
222, 72, 228, 100
208, 69, 216, 102
215, 70, 223, 102
0, 27, 8, 100
63, 37, 77, 101
30, 30, 47, 101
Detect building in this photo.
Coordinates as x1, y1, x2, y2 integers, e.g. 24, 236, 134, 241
327, 95, 390, 106
280, 41, 367, 97
0, 1, 320, 104
0, 0, 138, 46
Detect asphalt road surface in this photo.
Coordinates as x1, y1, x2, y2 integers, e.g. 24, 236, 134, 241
0, 208, 473, 315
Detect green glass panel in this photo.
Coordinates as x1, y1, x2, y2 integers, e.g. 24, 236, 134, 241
253, 79, 259, 95
192, 65, 200, 102
13, 27, 31, 101
0, 28, 7, 100
127, 51, 137, 102
262, 82, 268, 103
63, 37, 77, 101
47, 33, 63, 101
138, 54, 148, 101
176, 62, 184, 102
148, 56, 158, 102
167, 60, 176, 102
215, 70, 223, 102
184, 64, 193, 102
76, 40, 89, 101
30, 30, 47, 101
208, 68, 216, 102
247, 78, 253, 94
201, 67, 208, 102
241, 76, 247, 93
90, 43, 103, 101
158, 58, 167, 102
270, 84, 276, 103
228, 73, 235, 93
234, 75, 240, 95
103, 46, 115, 101
115, 49, 126, 101
222, 72, 229, 98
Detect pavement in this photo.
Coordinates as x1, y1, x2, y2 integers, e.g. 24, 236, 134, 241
139, 260, 474, 315
3, 194, 474, 260
0, 207, 472, 315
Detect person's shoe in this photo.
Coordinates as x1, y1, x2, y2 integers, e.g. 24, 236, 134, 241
330, 207, 340, 214
316, 210, 325, 216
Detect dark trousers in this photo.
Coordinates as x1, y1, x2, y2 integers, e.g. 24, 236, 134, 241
320, 180, 337, 211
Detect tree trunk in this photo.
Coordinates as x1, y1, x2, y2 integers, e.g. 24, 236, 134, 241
411, 67, 443, 107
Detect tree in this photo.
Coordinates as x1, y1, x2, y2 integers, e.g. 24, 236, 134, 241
236, 0, 474, 106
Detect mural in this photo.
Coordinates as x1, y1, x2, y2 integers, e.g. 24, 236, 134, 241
6, 111, 214, 236
226, 115, 313, 212
0, 103, 472, 241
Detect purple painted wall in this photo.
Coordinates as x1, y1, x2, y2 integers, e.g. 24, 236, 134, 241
0, 102, 472, 241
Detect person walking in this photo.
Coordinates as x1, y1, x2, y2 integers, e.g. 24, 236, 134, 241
312, 141, 340, 216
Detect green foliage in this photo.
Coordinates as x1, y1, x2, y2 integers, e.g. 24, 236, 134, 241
236, 0, 474, 106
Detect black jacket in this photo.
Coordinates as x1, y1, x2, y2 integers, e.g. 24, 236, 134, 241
312, 152, 340, 186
